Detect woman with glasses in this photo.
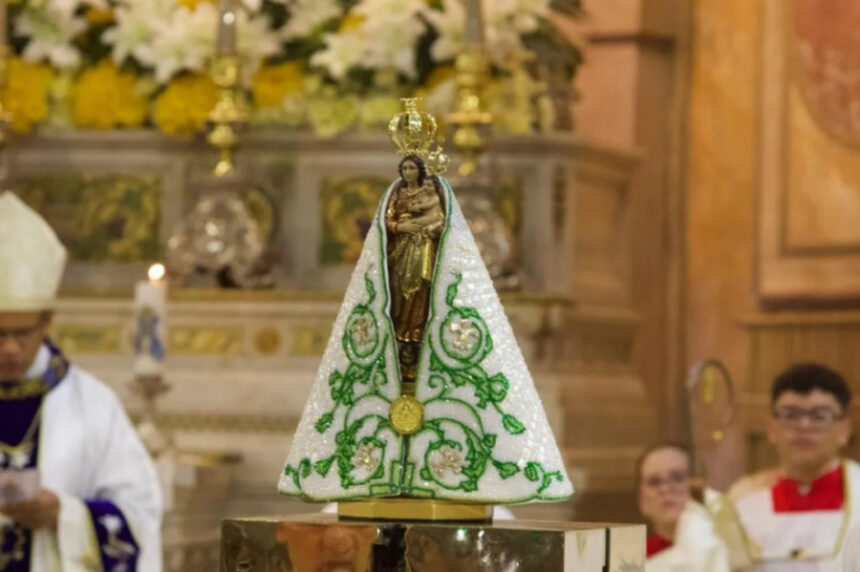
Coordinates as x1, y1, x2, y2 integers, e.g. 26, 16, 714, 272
711, 363, 860, 569
637, 443, 729, 571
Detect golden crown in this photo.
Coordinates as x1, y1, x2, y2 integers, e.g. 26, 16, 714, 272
425, 142, 450, 175
388, 98, 448, 175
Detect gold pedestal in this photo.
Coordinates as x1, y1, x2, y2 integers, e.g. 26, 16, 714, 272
221, 513, 645, 571
337, 498, 492, 521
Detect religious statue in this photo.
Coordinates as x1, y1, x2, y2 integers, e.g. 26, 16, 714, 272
277, 99, 571, 512
385, 155, 446, 381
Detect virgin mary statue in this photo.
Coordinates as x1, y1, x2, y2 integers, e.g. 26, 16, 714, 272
278, 100, 572, 508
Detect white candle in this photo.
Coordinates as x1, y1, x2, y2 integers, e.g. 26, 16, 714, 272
216, 0, 237, 56
464, 0, 484, 47
134, 264, 167, 378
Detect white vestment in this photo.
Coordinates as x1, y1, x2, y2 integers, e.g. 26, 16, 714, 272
646, 501, 730, 572
840, 519, 860, 570
711, 461, 860, 571
0, 345, 163, 571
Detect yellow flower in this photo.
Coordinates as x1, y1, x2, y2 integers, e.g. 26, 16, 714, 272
86, 7, 115, 24
177, 0, 215, 9
153, 74, 218, 137
3, 58, 52, 133
71, 60, 147, 130
339, 12, 366, 31
252, 62, 304, 107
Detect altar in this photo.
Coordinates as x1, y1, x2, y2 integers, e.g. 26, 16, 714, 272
220, 514, 645, 571
4, 127, 652, 569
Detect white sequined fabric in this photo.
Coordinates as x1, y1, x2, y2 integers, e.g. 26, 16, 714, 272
278, 177, 572, 503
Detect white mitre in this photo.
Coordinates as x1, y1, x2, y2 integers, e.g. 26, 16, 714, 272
278, 176, 573, 504
0, 192, 68, 310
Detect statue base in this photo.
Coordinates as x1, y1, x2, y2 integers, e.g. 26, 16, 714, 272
338, 498, 492, 521
220, 513, 645, 571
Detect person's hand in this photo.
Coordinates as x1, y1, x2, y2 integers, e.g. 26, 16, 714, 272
397, 220, 422, 234
0, 489, 60, 530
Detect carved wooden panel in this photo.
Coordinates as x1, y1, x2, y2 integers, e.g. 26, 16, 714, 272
758, 0, 860, 302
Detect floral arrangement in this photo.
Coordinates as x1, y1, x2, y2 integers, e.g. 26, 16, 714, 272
5, 0, 582, 137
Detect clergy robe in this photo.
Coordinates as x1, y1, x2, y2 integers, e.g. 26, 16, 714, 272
840, 518, 860, 570
0, 343, 162, 571
646, 500, 730, 572
710, 461, 860, 571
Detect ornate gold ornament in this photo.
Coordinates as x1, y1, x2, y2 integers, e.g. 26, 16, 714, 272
388, 98, 438, 158
253, 327, 281, 355
447, 0, 492, 177
388, 98, 449, 176
388, 394, 424, 436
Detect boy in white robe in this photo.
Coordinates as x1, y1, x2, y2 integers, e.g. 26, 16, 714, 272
0, 192, 162, 571
637, 443, 729, 572
711, 363, 859, 570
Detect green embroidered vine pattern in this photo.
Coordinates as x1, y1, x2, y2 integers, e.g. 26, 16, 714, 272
283, 273, 396, 491
418, 272, 564, 495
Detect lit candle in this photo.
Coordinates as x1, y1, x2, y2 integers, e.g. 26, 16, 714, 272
216, 0, 237, 56
134, 263, 167, 378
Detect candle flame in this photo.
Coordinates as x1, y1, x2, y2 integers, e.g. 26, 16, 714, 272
148, 263, 166, 282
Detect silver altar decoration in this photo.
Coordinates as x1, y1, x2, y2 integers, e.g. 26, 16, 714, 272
166, 177, 273, 288
451, 168, 521, 290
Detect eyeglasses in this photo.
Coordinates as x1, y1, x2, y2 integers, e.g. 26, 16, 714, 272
0, 320, 45, 343
641, 470, 689, 490
773, 406, 843, 427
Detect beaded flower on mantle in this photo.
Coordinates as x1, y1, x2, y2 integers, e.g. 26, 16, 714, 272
278, 177, 572, 503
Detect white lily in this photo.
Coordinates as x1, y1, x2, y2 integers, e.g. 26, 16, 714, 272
237, 10, 282, 78
423, 0, 465, 63
15, 2, 87, 69
239, 0, 264, 11
354, 0, 427, 78
310, 30, 367, 81
103, 0, 174, 67
362, 15, 425, 78
281, 0, 342, 41
148, 4, 217, 83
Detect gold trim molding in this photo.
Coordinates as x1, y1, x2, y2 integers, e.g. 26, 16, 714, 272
146, 412, 294, 433
338, 499, 492, 522
168, 326, 243, 356
50, 324, 122, 354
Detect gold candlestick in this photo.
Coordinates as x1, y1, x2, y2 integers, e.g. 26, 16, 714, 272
447, 0, 492, 177
207, 54, 247, 177
207, 0, 247, 177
